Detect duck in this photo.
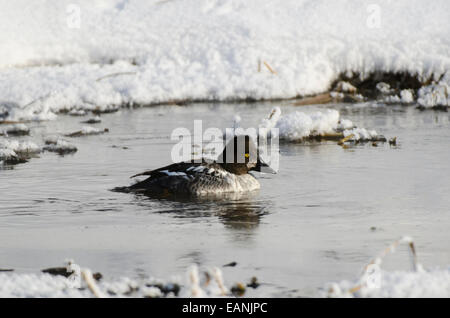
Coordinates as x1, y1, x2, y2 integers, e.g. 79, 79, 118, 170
114, 135, 275, 196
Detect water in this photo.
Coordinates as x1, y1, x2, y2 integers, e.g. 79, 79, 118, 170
1, 102, 449, 297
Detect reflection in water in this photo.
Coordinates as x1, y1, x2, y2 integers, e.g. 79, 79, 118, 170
131, 190, 270, 236
216, 200, 267, 231
177, 250, 205, 267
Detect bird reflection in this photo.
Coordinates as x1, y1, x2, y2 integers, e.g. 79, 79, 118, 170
216, 200, 266, 231
131, 190, 270, 239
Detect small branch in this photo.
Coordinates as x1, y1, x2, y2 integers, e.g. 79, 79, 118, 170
212, 267, 227, 296
81, 269, 106, 298
263, 61, 277, 75
96, 72, 137, 82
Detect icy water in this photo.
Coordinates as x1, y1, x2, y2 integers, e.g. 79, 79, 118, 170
1, 102, 449, 297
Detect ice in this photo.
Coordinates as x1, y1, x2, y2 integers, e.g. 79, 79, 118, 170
0, 0, 448, 120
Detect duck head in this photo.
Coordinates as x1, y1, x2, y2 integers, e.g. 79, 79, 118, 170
217, 135, 276, 175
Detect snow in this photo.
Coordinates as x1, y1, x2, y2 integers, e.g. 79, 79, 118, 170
418, 81, 450, 108
0, 139, 40, 154
1, 124, 30, 136
43, 137, 77, 154
343, 128, 379, 141
400, 90, 415, 104
1, 261, 449, 298
0, 0, 449, 120
0, 148, 17, 160
266, 108, 386, 142
81, 126, 101, 134
326, 267, 450, 298
0, 262, 229, 298
324, 236, 450, 298
0, 273, 87, 298
334, 81, 357, 94
68, 109, 87, 116
338, 119, 355, 130
376, 82, 393, 94
384, 89, 415, 104
275, 109, 342, 140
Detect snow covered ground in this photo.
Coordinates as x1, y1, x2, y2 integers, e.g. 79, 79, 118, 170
0, 0, 449, 120
0, 263, 232, 298
325, 237, 450, 298
2, 260, 449, 298
326, 267, 450, 298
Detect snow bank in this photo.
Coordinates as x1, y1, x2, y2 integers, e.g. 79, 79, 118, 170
0, 0, 449, 120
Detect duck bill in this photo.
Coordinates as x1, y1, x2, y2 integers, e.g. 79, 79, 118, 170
253, 157, 277, 174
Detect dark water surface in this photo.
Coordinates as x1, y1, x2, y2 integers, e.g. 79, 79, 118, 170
1, 102, 449, 296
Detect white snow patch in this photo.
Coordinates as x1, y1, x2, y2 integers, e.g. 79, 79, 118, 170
334, 81, 357, 94
44, 137, 77, 153
0, 139, 40, 154
337, 119, 355, 130
1, 124, 30, 136
418, 82, 450, 108
384, 89, 415, 104
330, 92, 345, 99
326, 267, 450, 298
276, 109, 341, 141
343, 128, 379, 141
376, 82, 393, 94
400, 89, 415, 104
0, 261, 235, 298
81, 126, 102, 135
